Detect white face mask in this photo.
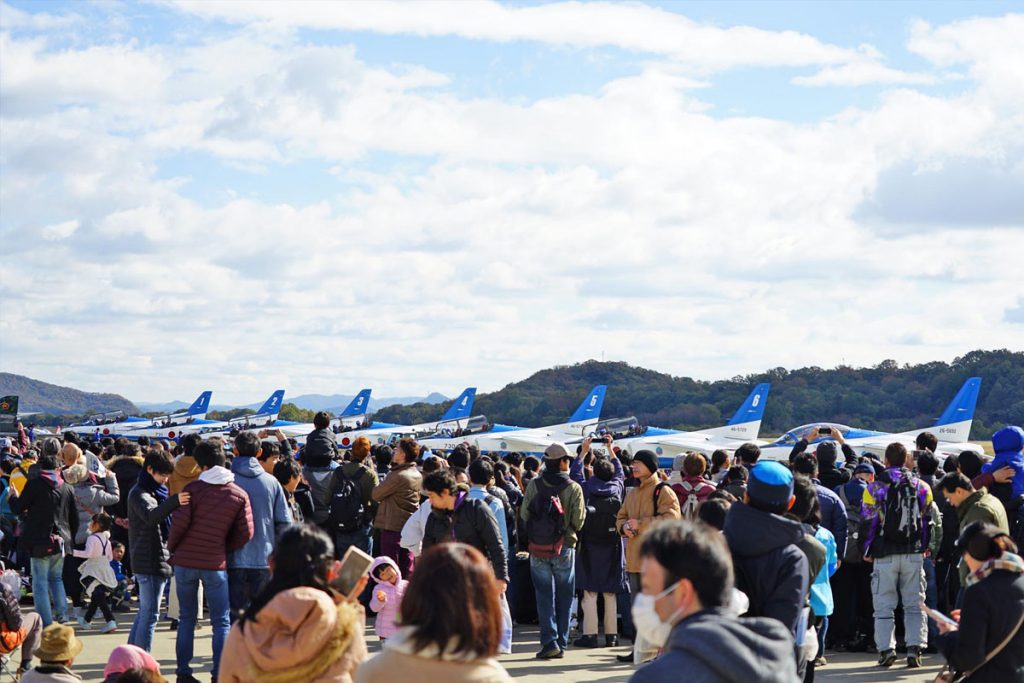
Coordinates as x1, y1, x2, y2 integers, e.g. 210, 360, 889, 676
631, 580, 683, 648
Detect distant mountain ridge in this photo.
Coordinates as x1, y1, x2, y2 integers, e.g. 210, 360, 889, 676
0, 373, 137, 416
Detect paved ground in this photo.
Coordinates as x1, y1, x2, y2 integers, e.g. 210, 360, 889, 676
35, 611, 943, 683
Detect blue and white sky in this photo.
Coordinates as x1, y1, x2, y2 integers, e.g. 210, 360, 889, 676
1, 1, 1022, 404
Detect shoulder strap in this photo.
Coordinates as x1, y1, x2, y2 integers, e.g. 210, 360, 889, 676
652, 481, 668, 508
965, 610, 1024, 678
838, 485, 850, 508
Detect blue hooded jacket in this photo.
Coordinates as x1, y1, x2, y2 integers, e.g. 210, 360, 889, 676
985, 426, 1024, 499
228, 457, 292, 569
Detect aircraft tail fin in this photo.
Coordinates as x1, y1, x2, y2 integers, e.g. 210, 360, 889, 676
187, 391, 212, 416
568, 385, 607, 423
440, 388, 476, 421
694, 383, 771, 440
340, 389, 372, 417
932, 377, 981, 442
256, 390, 285, 417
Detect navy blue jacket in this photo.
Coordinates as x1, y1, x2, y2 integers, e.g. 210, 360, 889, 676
724, 502, 809, 639
631, 608, 798, 683
814, 480, 848, 559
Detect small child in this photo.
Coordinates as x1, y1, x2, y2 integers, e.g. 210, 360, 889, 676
108, 541, 131, 609
73, 513, 119, 632
368, 556, 407, 642
986, 426, 1024, 499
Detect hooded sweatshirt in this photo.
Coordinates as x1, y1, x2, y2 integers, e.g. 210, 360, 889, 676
985, 426, 1024, 499
169, 454, 201, 496
220, 587, 368, 683
723, 502, 809, 639
229, 457, 293, 570
630, 608, 798, 683
368, 556, 408, 639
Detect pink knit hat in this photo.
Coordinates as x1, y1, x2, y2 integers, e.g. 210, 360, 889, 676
104, 644, 161, 678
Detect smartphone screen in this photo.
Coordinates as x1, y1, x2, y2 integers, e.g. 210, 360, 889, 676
920, 602, 958, 628
331, 545, 374, 597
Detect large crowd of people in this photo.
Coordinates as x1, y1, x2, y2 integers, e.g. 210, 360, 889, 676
0, 413, 1022, 683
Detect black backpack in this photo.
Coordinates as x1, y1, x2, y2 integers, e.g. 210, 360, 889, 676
527, 478, 570, 558
582, 492, 621, 545
882, 469, 924, 548
326, 467, 367, 534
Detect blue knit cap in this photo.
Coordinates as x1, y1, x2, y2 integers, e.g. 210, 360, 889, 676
748, 461, 794, 508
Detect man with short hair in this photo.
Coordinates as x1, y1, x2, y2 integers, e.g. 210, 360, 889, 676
301, 412, 340, 526
8, 442, 78, 626
467, 457, 514, 653
521, 443, 586, 660
938, 473, 1009, 579
228, 431, 292, 619
628, 521, 797, 683
734, 443, 761, 471
169, 439, 254, 683
125, 450, 189, 652
861, 443, 933, 668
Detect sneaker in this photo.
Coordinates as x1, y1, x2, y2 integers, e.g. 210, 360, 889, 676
76, 616, 91, 630
616, 650, 635, 663
812, 656, 827, 667
605, 635, 619, 648
878, 649, 897, 667
101, 620, 117, 634
572, 635, 600, 648
535, 645, 563, 660
169, 619, 179, 631
907, 646, 923, 668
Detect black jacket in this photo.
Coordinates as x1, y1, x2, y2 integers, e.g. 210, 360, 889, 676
302, 429, 338, 468
723, 502, 810, 640
10, 472, 78, 555
127, 483, 181, 577
422, 493, 509, 582
938, 567, 1024, 683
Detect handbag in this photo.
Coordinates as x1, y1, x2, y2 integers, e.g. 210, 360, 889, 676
934, 610, 1024, 683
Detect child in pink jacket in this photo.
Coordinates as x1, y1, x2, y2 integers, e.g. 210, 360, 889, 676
368, 555, 407, 641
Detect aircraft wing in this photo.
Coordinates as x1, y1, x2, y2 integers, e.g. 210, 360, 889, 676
477, 431, 560, 454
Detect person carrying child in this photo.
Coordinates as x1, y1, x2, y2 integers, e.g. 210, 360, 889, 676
73, 513, 119, 633
368, 556, 407, 642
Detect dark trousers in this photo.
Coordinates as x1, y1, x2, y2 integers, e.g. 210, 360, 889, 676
829, 561, 873, 644
334, 525, 373, 560
228, 568, 270, 621
84, 586, 114, 623
379, 530, 414, 577
63, 553, 85, 608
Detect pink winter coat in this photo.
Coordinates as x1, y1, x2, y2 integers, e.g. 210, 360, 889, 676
368, 556, 407, 640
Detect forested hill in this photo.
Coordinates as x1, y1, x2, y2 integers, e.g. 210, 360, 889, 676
372, 350, 1023, 439
0, 373, 138, 416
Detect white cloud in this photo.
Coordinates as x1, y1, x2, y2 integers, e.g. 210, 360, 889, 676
40, 219, 79, 241
1, 5, 1022, 402
793, 61, 940, 87
170, 0, 861, 70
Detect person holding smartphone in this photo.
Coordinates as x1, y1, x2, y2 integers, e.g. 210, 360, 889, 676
220, 524, 370, 683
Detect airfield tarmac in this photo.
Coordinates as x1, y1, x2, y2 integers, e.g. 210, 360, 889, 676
59, 610, 942, 682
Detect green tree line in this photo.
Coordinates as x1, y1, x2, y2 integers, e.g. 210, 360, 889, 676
372, 349, 1023, 440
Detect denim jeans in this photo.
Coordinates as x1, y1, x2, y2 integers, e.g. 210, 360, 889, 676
128, 574, 167, 652
529, 545, 576, 651
334, 525, 373, 560
871, 553, 927, 651
228, 567, 270, 620
176, 567, 230, 678
30, 554, 67, 626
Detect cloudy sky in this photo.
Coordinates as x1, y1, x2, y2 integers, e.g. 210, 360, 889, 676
1, 1, 1022, 404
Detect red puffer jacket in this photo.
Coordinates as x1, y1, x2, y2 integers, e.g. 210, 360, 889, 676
168, 476, 254, 571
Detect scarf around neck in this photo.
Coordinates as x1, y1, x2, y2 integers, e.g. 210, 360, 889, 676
966, 551, 1024, 587
137, 469, 168, 503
